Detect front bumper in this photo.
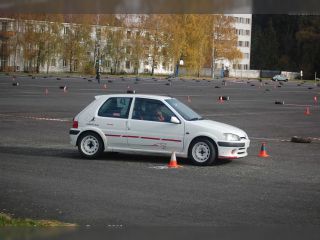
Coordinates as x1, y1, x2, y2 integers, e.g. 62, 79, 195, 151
217, 139, 250, 159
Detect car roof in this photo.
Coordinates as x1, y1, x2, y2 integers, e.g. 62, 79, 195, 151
95, 94, 174, 101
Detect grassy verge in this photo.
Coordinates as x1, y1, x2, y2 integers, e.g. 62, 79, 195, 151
0, 212, 76, 227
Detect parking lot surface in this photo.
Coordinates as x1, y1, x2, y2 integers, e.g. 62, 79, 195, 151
0, 75, 319, 226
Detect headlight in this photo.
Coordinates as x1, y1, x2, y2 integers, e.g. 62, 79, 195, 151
223, 133, 240, 141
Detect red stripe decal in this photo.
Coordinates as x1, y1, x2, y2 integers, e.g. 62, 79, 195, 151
141, 136, 161, 140
122, 135, 140, 138
105, 134, 181, 142
161, 138, 182, 142
105, 134, 121, 137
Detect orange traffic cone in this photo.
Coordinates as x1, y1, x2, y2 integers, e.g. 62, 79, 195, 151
168, 152, 180, 168
45, 88, 48, 95
304, 107, 311, 115
187, 96, 191, 103
314, 96, 318, 105
258, 142, 269, 158
218, 96, 224, 103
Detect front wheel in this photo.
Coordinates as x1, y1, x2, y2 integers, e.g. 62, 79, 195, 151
189, 138, 217, 166
78, 132, 104, 159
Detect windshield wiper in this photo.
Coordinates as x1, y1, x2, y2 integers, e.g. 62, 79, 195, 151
189, 117, 204, 121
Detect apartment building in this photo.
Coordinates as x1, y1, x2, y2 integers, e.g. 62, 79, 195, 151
233, 14, 252, 70
215, 14, 252, 72
0, 15, 252, 74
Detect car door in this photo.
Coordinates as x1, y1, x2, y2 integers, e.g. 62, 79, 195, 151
127, 98, 185, 153
94, 96, 133, 148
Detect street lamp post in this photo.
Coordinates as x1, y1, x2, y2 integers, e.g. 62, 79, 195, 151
95, 44, 101, 84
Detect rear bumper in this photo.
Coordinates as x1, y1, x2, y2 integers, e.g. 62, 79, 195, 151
218, 139, 250, 159
69, 129, 80, 146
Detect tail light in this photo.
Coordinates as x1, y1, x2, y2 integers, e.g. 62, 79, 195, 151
72, 120, 78, 128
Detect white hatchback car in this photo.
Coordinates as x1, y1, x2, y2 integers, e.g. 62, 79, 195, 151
70, 94, 250, 166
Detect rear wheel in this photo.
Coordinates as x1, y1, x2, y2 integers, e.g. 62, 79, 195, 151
78, 132, 104, 159
189, 138, 217, 166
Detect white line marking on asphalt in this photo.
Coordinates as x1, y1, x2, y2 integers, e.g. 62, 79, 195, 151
149, 165, 169, 169
203, 110, 301, 117
284, 103, 312, 107
250, 137, 290, 142
251, 137, 320, 142
0, 113, 71, 122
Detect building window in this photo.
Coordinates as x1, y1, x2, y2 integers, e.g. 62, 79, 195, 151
244, 64, 248, 70
74, 59, 78, 71
145, 32, 150, 40
1, 22, 8, 31
238, 41, 250, 48
126, 61, 131, 69
127, 31, 131, 39
154, 62, 158, 69
126, 46, 132, 55
63, 26, 69, 35
237, 29, 250, 36
51, 59, 56, 67
96, 28, 101, 40
63, 59, 67, 67
106, 44, 111, 54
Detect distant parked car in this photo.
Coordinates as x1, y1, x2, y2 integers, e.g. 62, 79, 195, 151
272, 75, 288, 82
69, 94, 250, 166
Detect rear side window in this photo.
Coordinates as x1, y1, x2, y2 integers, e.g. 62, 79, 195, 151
98, 97, 132, 119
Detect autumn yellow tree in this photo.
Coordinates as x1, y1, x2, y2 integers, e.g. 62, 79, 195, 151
123, 15, 147, 75
142, 15, 168, 75
162, 14, 187, 76
163, 14, 241, 77
211, 15, 242, 76
184, 15, 212, 76
62, 14, 93, 73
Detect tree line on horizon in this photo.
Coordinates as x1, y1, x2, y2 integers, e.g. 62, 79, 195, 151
1, 14, 242, 76
251, 14, 320, 79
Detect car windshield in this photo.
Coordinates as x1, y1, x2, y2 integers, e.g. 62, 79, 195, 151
166, 98, 203, 121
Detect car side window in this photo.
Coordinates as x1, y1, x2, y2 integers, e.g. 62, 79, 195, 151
98, 97, 132, 119
132, 98, 175, 123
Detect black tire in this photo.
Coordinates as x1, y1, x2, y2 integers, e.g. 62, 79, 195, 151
188, 138, 217, 166
78, 132, 104, 159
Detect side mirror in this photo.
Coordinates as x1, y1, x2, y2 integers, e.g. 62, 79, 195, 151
170, 116, 180, 124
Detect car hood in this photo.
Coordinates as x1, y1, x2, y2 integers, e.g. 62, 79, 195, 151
189, 119, 248, 138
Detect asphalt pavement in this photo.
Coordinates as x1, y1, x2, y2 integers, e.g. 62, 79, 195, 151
0, 74, 320, 227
